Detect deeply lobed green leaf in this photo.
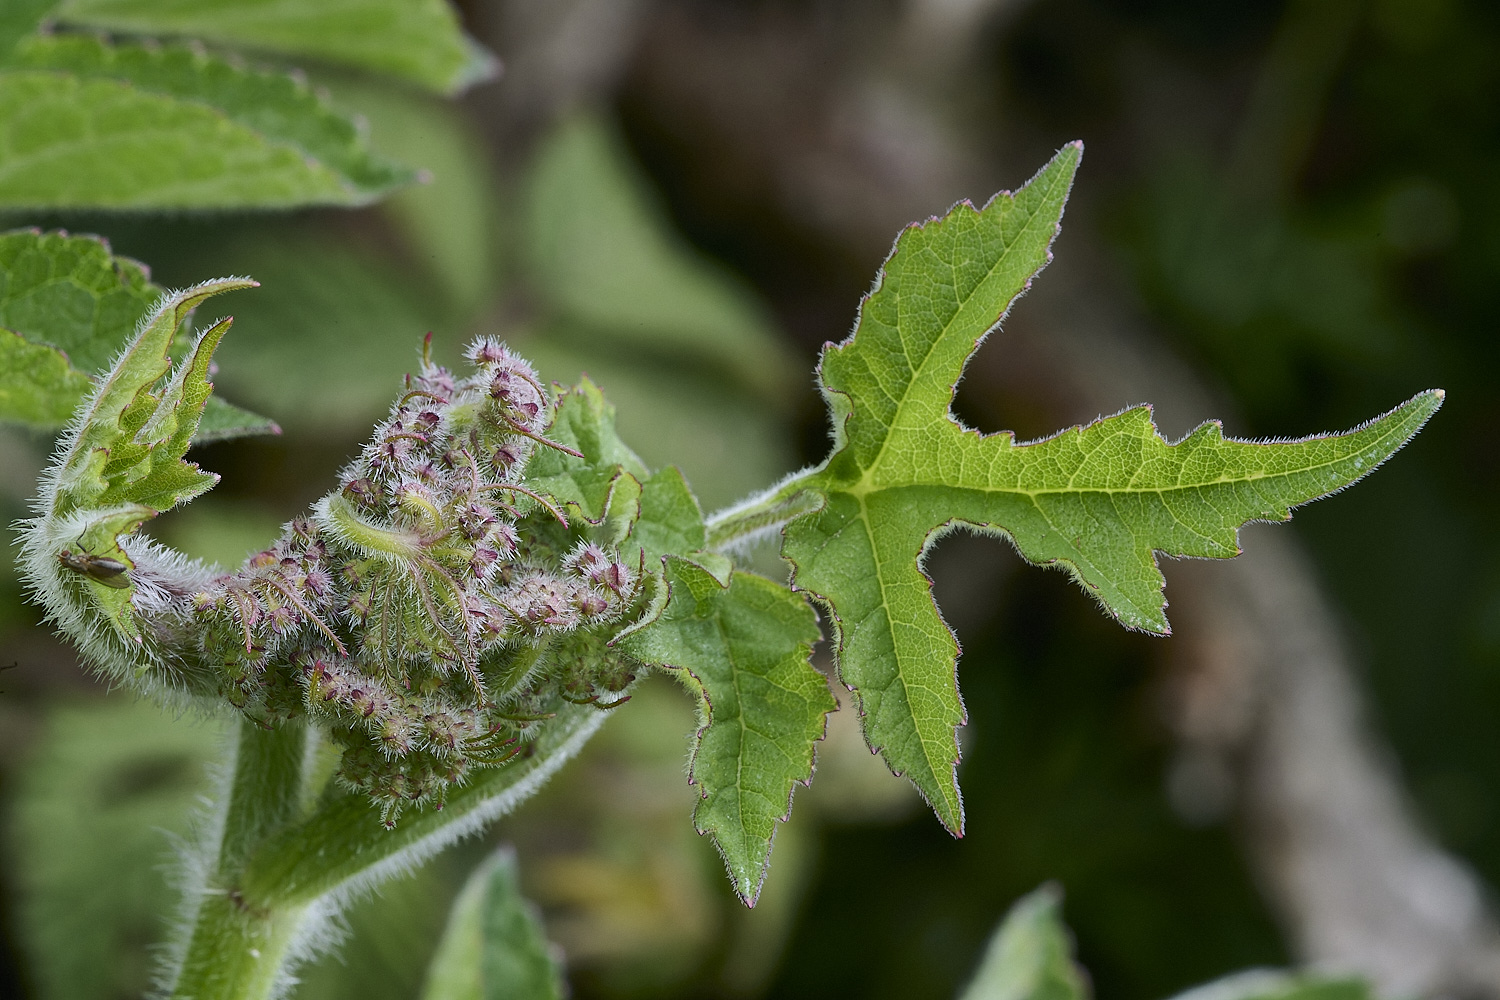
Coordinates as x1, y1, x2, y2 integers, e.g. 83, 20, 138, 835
54, 0, 497, 94
779, 142, 1442, 832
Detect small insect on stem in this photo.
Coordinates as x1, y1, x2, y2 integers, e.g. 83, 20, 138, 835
58, 546, 131, 589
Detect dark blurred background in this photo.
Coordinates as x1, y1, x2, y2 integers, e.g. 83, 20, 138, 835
3, 1, 1499, 998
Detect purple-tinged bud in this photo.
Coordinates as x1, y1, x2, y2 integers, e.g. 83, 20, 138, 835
487, 522, 519, 557
469, 546, 499, 579
379, 713, 419, 755
591, 561, 633, 594
575, 588, 610, 617
489, 441, 524, 474
304, 567, 333, 599
425, 711, 465, 751
373, 437, 413, 472
350, 685, 392, 719
510, 578, 580, 629
488, 371, 519, 402
416, 368, 455, 396
346, 591, 374, 621
474, 607, 509, 641
290, 517, 315, 543
458, 503, 496, 540
564, 543, 608, 577
267, 604, 298, 635
249, 550, 277, 570
343, 478, 383, 509
304, 655, 336, 701
466, 337, 509, 366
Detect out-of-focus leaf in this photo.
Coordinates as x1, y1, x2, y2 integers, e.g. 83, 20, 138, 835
202, 231, 451, 434
524, 114, 795, 400
780, 143, 1441, 833
0, 32, 413, 210
1163, 970, 1371, 1000
12, 34, 413, 196
7, 699, 224, 1000
421, 847, 564, 1000
0, 228, 158, 374
958, 884, 1088, 1000
54, 0, 498, 94
0, 72, 364, 208
297, 855, 465, 1000
0, 229, 276, 438
622, 558, 833, 905
196, 395, 280, 442
324, 77, 501, 316
0, 329, 91, 424
0, 0, 55, 59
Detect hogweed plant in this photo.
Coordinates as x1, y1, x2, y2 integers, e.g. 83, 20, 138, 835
15, 144, 1441, 999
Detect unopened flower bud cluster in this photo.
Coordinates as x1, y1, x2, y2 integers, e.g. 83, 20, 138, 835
193, 340, 646, 822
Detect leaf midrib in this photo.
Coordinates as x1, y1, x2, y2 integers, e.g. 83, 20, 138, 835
849, 408, 1417, 499
849, 495, 958, 826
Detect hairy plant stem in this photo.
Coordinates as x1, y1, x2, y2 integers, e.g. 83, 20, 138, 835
241, 703, 605, 906
168, 719, 311, 1000
704, 479, 823, 551
164, 705, 608, 998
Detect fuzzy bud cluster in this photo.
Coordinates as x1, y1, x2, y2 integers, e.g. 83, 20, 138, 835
191, 339, 645, 823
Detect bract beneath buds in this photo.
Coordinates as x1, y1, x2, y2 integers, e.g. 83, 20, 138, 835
188, 339, 651, 824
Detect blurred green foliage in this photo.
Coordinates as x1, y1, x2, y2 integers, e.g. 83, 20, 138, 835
7, 699, 225, 1000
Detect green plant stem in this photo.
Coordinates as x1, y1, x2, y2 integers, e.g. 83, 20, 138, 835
704, 478, 823, 550
241, 703, 605, 907
162, 676, 609, 999
168, 719, 310, 1000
